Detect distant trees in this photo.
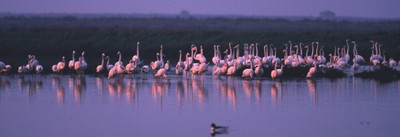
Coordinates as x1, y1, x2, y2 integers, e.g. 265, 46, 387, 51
319, 10, 336, 19
179, 10, 190, 19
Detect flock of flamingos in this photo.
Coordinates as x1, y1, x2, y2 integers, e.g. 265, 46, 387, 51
0, 40, 398, 80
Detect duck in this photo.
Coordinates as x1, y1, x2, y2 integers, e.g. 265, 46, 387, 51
210, 123, 228, 136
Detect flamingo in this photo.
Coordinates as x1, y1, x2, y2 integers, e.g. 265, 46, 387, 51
74, 57, 84, 75
254, 61, 264, 77
212, 58, 222, 76
389, 58, 397, 68
262, 44, 269, 65
68, 51, 76, 70
141, 65, 150, 74
150, 52, 162, 70
108, 66, 118, 79
131, 42, 142, 66
198, 62, 208, 74
0, 61, 5, 70
176, 50, 185, 69
105, 56, 114, 71
227, 60, 237, 76
125, 60, 136, 74
27, 55, 39, 72
271, 62, 283, 79
242, 57, 254, 79
235, 45, 244, 69
18, 65, 27, 73
164, 60, 171, 71
1, 65, 11, 74
96, 53, 105, 73
304, 44, 314, 65
195, 45, 207, 63
352, 41, 365, 65
184, 53, 191, 71
155, 68, 168, 79
115, 51, 123, 67
81, 51, 87, 71
344, 39, 351, 63
212, 45, 220, 65
55, 56, 65, 74
307, 58, 318, 78
175, 63, 183, 75
35, 64, 43, 74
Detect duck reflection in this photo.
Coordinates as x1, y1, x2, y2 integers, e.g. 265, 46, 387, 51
306, 79, 317, 106
270, 80, 282, 106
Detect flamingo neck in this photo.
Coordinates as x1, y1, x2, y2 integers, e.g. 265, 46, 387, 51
101, 56, 104, 66
311, 43, 314, 57
255, 44, 259, 57
305, 47, 309, 57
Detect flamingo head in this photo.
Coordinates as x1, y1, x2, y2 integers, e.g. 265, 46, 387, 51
102, 53, 105, 56
72, 50, 76, 54
117, 51, 121, 55
137, 42, 140, 45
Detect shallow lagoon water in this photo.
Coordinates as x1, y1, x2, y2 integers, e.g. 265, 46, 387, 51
0, 74, 400, 137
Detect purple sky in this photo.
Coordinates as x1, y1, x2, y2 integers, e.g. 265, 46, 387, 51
0, 0, 399, 18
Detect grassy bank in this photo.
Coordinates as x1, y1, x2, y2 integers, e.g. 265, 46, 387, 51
0, 16, 399, 73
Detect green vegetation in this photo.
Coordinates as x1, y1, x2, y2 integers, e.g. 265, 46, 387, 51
0, 15, 399, 73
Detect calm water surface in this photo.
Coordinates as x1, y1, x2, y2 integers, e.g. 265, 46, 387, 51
0, 74, 399, 137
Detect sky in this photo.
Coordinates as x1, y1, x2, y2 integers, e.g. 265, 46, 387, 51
0, 0, 399, 18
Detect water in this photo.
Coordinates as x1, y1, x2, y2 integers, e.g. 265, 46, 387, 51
0, 74, 399, 137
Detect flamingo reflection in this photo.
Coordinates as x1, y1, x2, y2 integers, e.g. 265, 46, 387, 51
242, 80, 253, 100
227, 81, 237, 110
216, 78, 237, 110
52, 77, 65, 104
18, 76, 43, 100
0, 76, 11, 91
192, 75, 208, 105
270, 81, 282, 106
255, 80, 262, 104
125, 77, 138, 104
151, 79, 170, 110
73, 76, 86, 103
306, 79, 317, 106
108, 78, 125, 102
176, 80, 184, 111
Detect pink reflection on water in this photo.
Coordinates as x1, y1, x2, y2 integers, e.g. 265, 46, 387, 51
306, 79, 317, 106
